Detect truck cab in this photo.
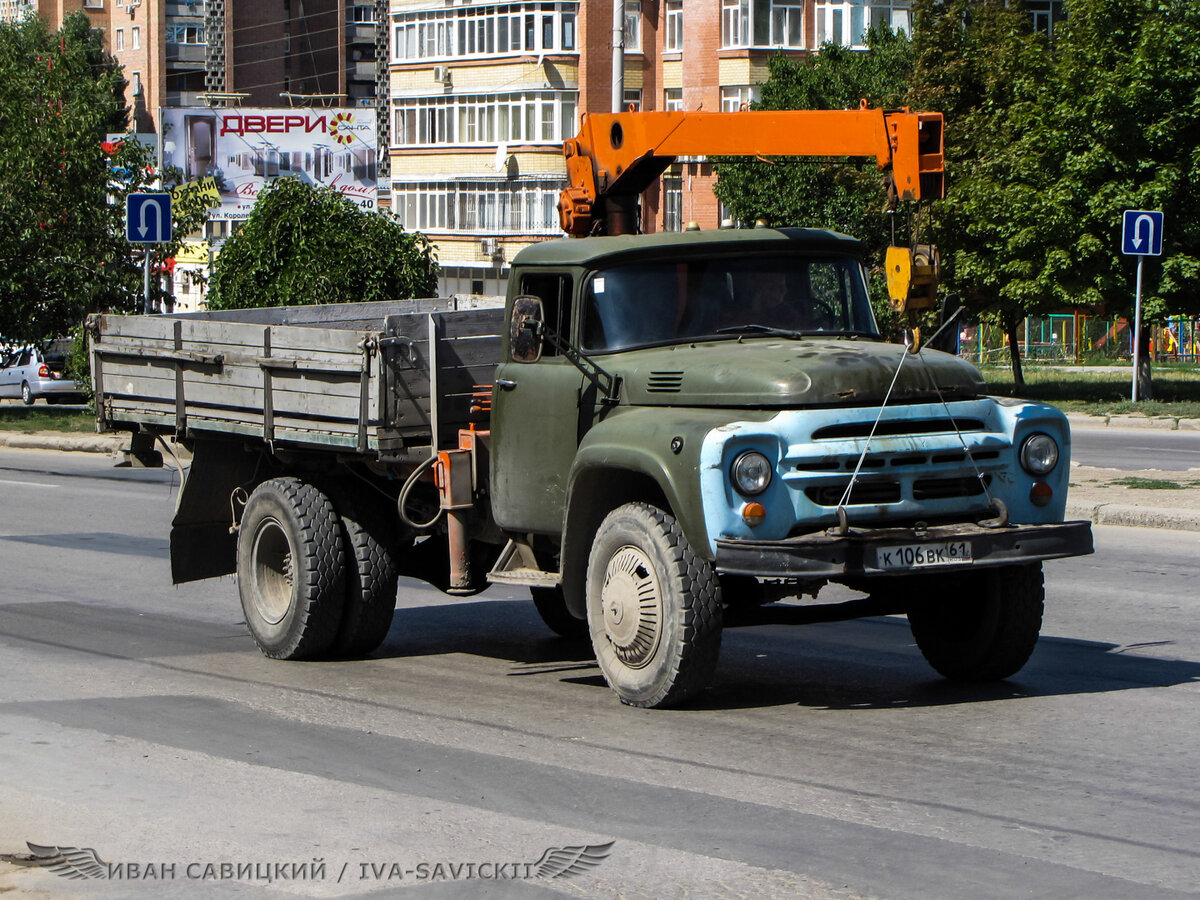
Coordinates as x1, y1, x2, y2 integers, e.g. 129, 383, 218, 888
489, 227, 1091, 707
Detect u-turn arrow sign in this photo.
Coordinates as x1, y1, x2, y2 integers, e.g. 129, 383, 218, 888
1122, 209, 1164, 256
126, 193, 173, 244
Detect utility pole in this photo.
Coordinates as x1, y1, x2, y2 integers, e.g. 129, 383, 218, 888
611, 0, 625, 113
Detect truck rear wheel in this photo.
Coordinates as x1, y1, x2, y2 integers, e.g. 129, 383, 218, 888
907, 563, 1044, 681
330, 493, 399, 658
237, 477, 345, 660
585, 502, 722, 708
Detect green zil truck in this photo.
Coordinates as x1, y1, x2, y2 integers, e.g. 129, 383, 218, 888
90, 226, 1093, 707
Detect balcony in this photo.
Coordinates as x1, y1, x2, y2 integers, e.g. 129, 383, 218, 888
348, 60, 376, 82
166, 43, 206, 66
166, 90, 206, 107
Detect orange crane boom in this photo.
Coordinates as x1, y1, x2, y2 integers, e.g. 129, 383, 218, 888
558, 105, 945, 237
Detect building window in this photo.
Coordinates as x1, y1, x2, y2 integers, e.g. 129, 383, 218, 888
664, 88, 683, 111
115, 28, 124, 51
868, 0, 911, 35
624, 1, 641, 52
130, 71, 141, 95
393, 90, 578, 147
347, 4, 375, 24
392, 2, 579, 63
815, 2, 909, 49
393, 178, 565, 236
770, 0, 804, 47
131, 26, 140, 50
663, 173, 682, 232
166, 25, 204, 44
665, 0, 683, 51
721, 0, 749, 48
720, 85, 758, 112
1027, 1, 1064, 39
622, 88, 642, 112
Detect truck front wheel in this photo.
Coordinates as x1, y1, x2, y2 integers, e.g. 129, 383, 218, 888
907, 563, 1044, 681
585, 502, 722, 708
237, 477, 345, 660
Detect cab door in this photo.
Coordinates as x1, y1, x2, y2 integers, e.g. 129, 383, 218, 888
489, 271, 584, 536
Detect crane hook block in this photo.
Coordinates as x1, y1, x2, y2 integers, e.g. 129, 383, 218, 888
886, 244, 940, 313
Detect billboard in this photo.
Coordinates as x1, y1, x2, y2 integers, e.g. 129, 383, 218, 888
159, 108, 378, 221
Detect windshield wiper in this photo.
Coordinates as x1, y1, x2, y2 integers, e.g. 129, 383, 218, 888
713, 324, 804, 340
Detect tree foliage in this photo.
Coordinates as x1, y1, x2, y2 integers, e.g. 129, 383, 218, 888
0, 14, 202, 345
206, 179, 439, 310
911, 0, 1200, 389
714, 1, 1200, 390
713, 27, 916, 262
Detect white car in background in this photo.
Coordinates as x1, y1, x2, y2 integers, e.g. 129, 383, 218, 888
0, 340, 85, 405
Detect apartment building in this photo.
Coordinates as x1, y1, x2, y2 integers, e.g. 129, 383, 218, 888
9, 0, 382, 132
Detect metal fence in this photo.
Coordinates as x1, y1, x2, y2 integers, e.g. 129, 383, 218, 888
955, 315, 1200, 365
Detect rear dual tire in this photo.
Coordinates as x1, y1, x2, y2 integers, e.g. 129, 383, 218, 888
237, 478, 345, 660
237, 478, 398, 660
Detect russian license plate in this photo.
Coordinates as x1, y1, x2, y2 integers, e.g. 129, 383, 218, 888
873, 540, 973, 570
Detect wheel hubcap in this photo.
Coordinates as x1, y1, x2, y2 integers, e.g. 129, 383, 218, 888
250, 516, 294, 625
600, 546, 663, 668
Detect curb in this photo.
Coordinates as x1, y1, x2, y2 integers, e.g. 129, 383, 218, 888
0, 433, 125, 454
1067, 412, 1200, 431
1065, 501, 1200, 533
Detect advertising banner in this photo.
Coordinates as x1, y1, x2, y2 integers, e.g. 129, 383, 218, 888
159, 108, 378, 221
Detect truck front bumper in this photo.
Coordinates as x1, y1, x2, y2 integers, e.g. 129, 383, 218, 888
715, 520, 1093, 580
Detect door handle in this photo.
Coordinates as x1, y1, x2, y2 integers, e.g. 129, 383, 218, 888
495, 378, 517, 390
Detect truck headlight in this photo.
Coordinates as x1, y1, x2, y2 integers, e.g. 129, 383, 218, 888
731, 450, 773, 496
1019, 433, 1059, 476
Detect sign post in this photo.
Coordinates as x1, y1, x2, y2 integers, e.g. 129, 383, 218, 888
126, 193, 173, 314
1121, 210, 1164, 401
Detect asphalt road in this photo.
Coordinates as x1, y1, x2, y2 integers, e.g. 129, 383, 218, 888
1071, 423, 1200, 471
1, 447, 1200, 899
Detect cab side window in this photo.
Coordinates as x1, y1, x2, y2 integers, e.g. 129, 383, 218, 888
519, 273, 573, 357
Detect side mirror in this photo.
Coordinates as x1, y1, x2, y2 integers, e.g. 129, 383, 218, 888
510, 295, 545, 363
927, 293, 964, 354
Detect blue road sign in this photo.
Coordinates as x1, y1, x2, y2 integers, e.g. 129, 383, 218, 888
126, 193, 172, 244
1121, 209, 1164, 256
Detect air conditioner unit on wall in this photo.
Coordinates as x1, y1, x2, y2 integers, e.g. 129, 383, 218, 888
480, 238, 497, 257
433, 66, 451, 85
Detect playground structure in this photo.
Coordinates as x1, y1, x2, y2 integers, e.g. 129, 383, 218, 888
957, 314, 1200, 366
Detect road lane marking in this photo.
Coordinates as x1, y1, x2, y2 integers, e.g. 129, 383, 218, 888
0, 479, 59, 489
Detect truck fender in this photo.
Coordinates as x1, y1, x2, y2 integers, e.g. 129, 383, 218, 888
170, 438, 262, 584
559, 442, 709, 620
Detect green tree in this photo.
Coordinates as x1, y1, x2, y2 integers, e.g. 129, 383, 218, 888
908, 0, 1056, 387
1038, 0, 1200, 397
0, 13, 207, 346
206, 179, 438, 310
911, 0, 1200, 394
714, 26, 916, 261
712, 28, 922, 334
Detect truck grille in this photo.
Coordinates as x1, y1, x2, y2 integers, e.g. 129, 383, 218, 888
804, 474, 991, 507
811, 417, 986, 441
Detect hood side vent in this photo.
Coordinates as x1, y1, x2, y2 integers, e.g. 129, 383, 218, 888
647, 371, 684, 393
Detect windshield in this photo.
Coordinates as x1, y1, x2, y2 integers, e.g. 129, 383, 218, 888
582, 255, 879, 352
